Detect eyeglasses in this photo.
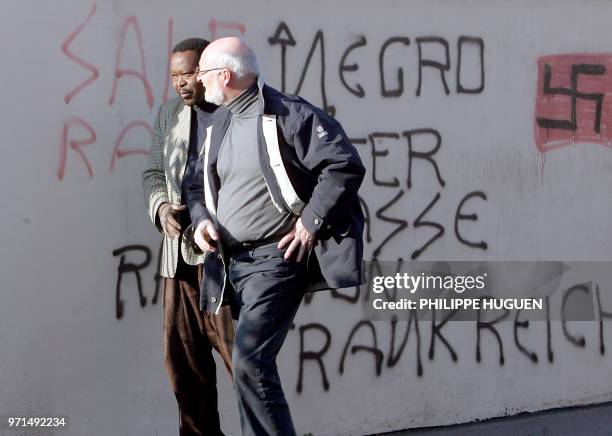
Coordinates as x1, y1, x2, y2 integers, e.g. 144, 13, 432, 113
196, 67, 225, 78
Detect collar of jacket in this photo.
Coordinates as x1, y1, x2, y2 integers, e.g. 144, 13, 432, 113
256, 75, 266, 114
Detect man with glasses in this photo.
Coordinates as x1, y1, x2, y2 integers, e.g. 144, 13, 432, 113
142, 37, 234, 436
187, 37, 365, 436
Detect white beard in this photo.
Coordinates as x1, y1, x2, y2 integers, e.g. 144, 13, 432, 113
204, 83, 225, 106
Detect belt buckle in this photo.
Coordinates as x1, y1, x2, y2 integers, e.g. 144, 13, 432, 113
241, 240, 258, 250
226, 241, 254, 257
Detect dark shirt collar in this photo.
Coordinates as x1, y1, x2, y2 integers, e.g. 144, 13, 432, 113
227, 83, 259, 118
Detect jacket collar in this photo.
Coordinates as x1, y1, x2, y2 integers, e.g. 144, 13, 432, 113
257, 76, 272, 115
175, 102, 192, 151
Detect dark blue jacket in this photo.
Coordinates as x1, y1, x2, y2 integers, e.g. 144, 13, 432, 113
187, 83, 365, 313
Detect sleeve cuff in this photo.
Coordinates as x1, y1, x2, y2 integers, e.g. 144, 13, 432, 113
191, 203, 211, 230
150, 195, 169, 233
300, 204, 325, 237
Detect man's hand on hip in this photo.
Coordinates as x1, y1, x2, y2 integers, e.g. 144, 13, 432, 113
278, 218, 315, 262
194, 219, 219, 253
158, 203, 186, 239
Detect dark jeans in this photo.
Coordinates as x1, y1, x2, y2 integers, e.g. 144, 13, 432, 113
228, 242, 305, 436
164, 252, 235, 436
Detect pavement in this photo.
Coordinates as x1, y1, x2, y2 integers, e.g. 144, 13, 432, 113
379, 401, 612, 436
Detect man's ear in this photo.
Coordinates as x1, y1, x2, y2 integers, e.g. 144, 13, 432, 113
221, 69, 232, 87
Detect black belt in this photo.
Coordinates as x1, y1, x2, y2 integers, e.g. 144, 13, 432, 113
226, 235, 283, 257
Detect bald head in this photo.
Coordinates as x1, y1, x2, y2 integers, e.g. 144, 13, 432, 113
198, 37, 260, 105
201, 37, 259, 79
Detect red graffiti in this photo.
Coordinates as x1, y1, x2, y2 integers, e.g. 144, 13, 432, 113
61, 2, 99, 104
535, 53, 612, 153
110, 121, 152, 172
58, 117, 97, 180
58, 13, 247, 181
208, 18, 246, 40
108, 16, 154, 111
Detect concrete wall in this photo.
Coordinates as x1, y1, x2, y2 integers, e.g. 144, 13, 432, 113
1, 0, 612, 434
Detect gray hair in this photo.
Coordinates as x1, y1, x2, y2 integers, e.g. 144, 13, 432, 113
211, 47, 260, 80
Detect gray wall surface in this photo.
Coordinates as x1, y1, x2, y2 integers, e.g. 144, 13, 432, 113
1, 1, 612, 435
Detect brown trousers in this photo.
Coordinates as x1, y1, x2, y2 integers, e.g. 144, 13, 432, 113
163, 252, 234, 436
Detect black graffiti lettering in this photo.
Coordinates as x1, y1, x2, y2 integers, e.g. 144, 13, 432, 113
113, 245, 151, 320
476, 308, 509, 365
411, 192, 444, 260
456, 36, 485, 94
293, 30, 335, 117
360, 258, 405, 305
455, 191, 488, 250
363, 258, 405, 304
269, 26, 485, 101
596, 285, 612, 355
536, 63, 606, 134
429, 307, 459, 362
379, 37, 411, 97
268, 22, 296, 93
358, 195, 372, 244
562, 284, 589, 348
297, 323, 331, 393
373, 190, 407, 257
546, 296, 554, 362
339, 36, 367, 98
388, 313, 423, 376
416, 37, 450, 96
369, 132, 401, 187
381, 259, 405, 303
404, 128, 446, 189
349, 137, 368, 146
331, 287, 360, 304
339, 320, 383, 376
292, 295, 611, 392
514, 309, 538, 363
152, 239, 163, 305
363, 259, 384, 303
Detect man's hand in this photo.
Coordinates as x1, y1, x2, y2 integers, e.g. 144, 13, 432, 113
194, 219, 219, 252
278, 218, 315, 262
158, 203, 186, 239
